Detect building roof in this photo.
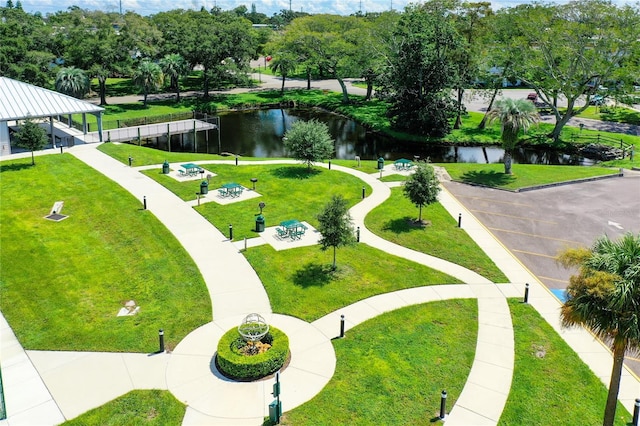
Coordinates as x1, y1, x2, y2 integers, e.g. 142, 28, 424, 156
0, 77, 104, 121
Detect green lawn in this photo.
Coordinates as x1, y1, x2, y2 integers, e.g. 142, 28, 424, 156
441, 163, 620, 190
244, 244, 460, 322
62, 390, 185, 426
280, 300, 477, 425
0, 155, 211, 352
574, 105, 640, 126
98, 142, 230, 166
499, 300, 631, 426
365, 187, 507, 283
143, 164, 371, 241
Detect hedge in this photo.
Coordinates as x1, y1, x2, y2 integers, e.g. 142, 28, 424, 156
216, 326, 289, 381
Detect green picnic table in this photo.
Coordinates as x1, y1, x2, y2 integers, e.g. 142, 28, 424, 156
218, 182, 243, 197
394, 158, 414, 170
180, 163, 203, 176
277, 220, 308, 240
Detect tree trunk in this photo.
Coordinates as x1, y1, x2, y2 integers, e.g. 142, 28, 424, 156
306, 67, 311, 90
504, 149, 513, 175
98, 77, 107, 106
336, 77, 349, 104
143, 90, 148, 107
281, 74, 286, 93
203, 66, 210, 98
603, 340, 626, 426
31, 151, 35, 166
418, 204, 423, 222
478, 86, 499, 130
174, 76, 181, 102
332, 246, 337, 271
454, 87, 464, 129
549, 111, 574, 142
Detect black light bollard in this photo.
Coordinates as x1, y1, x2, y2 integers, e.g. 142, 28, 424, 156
229, 224, 233, 241
356, 226, 360, 242
458, 213, 462, 228
340, 314, 345, 338
196, 193, 200, 206
439, 390, 447, 419
128, 156, 133, 167
362, 186, 366, 199
328, 160, 331, 170
158, 329, 165, 353
633, 398, 640, 426
143, 196, 147, 210
235, 155, 238, 166
524, 283, 530, 304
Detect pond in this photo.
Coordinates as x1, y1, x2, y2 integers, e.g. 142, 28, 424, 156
162, 108, 592, 165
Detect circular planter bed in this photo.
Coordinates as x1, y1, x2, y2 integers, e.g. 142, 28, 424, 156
216, 326, 290, 381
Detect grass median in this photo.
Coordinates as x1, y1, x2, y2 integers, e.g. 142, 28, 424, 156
279, 299, 477, 425
0, 155, 211, 352
365, 187, 507, 283
500, 299, 631, 425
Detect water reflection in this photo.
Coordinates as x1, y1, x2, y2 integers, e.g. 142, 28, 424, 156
195, 109, 591, 164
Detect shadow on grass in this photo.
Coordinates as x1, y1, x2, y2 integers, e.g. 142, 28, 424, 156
270, 166, 320, 180
459, 170, 515, 187
0, 162, 33, 173
292, 262, 336, 288
382, 217, 427, 234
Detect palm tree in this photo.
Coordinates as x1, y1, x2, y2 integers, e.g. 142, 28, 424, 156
55, 67, 90, 99
159, 54, 189, 101
132, 60, 164, 107
486, 98, 539, 174
269, 54, 297, 94
557, 233, 640, 426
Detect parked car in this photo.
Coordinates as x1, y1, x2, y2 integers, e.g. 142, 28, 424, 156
526, 92, 538, 102
589, 95, 605, 106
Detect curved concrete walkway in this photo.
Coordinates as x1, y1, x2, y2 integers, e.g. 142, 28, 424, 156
1, 148, 638, 425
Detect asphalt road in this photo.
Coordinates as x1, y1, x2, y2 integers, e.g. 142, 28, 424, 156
443, 170, 640, 375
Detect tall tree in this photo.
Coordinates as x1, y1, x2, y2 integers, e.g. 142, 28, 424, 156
283, 119, 334, 171
403, 162, 441, 224
383, 1, 463, 137
557, 233, 640, 426
14, 117, 48, 165
268, 52, 297, 93
486, 98, 539, 175
132, 60, 164, 107
505, 0, 640, 141
159, 54, 189, 101
317, 195, 356, 271
55, 67, 89, 98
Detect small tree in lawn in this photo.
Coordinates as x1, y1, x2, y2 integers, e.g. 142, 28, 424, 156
403, 162, 440, 224
14, 117, 48, 165
283, 119, 334, 171
317, 195, 356, 271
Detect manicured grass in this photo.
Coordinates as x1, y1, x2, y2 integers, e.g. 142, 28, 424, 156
441, 163, 620, 190
365, 187, 507, 283
280, 300, 477, 425
62, 390, 185, 426
98, 142, 229, 166
574, 105, 640, 125
0, 155, 211, 352
143, 164, 371, 241
380, 173, 408, 182
244, 244, 460, 322
500, 299, 631, 426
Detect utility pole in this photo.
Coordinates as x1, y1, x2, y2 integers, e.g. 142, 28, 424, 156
289, 0, 292, 11
119, 0, 122, 15
359, 0, 362, 13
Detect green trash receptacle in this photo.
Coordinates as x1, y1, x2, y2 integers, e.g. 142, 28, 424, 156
377, 157, 385, 170
255, 215, 265, 233
162, 160, 170, 174
269, 400, 282, 424
200, 180, 209, 195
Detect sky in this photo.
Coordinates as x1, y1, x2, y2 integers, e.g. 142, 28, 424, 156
14, 0, 635, 18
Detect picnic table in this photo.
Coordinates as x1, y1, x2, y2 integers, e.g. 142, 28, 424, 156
276, 219, 308, 240
394, 158, 414, 171
218, 182, 244, 198
180, 163, 202, 177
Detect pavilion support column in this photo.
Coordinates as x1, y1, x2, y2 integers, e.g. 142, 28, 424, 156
82, 114, 87, 134
49, 116, 55, 147
68, 114, 72, 128
97, 112, 104, 142
193, 120, 197, 153
167, 123, 171, 152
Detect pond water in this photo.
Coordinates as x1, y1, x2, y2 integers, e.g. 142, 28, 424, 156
173, 108, 591, 165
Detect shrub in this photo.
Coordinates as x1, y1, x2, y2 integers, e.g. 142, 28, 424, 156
216, 326, 289, 381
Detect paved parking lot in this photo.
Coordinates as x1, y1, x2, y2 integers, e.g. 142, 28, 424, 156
443, 170, 640, 375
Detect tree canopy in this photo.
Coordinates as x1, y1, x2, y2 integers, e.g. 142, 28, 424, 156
557, 233, 640, 426
316, 194, 356, 270
14, 117, 48, 165
402, 162, 441, 223
283, 120, 334, 170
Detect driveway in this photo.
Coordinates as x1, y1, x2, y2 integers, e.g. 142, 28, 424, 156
442, 170, 640, 375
